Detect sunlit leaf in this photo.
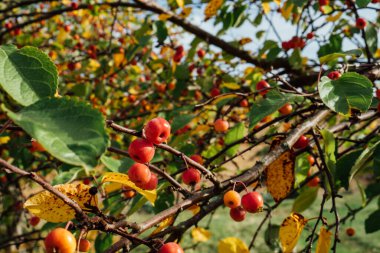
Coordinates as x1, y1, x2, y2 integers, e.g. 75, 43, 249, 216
279, 213, 307, 253
204, 0, 224, 19
262, 2, 270, 14
102, 172, 157, 204
151, 216, 175, 235
218, 237, 249, 253
0, 136, 10, 144
191, 227, 211, 242
24, 184, 98, 223
316, 227, 332, 253
326, 12, 343, 22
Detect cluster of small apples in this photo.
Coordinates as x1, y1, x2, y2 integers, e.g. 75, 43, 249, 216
45, 228, 91, 253
306, 155, 320, 187
173, 45, 185, 63
3, 21, 22, 36
126, 117, 171, 190
281, 36, 306, 51
223, 189, 264, 222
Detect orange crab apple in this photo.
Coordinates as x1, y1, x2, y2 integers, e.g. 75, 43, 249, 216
44, 228, 76, 253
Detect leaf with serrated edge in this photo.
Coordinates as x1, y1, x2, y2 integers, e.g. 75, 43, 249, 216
0, 45, 57, 106
318, 72, 373, 115
4, 97, 109, 170
23, 184, 98, 223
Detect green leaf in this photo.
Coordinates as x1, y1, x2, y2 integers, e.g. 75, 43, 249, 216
350, 141, 380, 182
365, 182, 380, 199
249, 90, 296, 128
289, 48, 302, 69
365, 210, 380, 233
374, 144, 380, 177
154, 21, 168, 44
4, 97, 109, 170
366, 24, 378, 55
320, 129, 336, 175
335, 150, 362, 190
101, 155, 134, 173
318, 35, 342, 58
95, 233, 113, 252
356, 0, 371, 7
264, 224, 280, 250
154, 191, 175, 214
292, 186, 319, 213
0, 45, 58, 106
318, 72, 373, 115
319, 49, 362, 64
171, 114, 194, 132
225, 122, 245, 156
52, 167, 82, 185
174, 63, 190, 80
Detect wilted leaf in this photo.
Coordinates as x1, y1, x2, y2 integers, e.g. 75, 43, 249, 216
279, 213, 307, 253
222, 82, 241, 90
316, 226, 332, 253
204, 0, 223, 19
218, 237, 249, 253
151, 216, 175, 236
24, 184, 98, 223
266, 141, 295, 202
326, 12, 343, 22
102, 172, 157, 204
191, 227, 211, 242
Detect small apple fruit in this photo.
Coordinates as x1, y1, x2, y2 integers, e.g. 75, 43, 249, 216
128, 138, 155, 163
144, 117, 171, 144
241, 191, 263, 213
45, 228, 76, 253
128, 163, 152, 185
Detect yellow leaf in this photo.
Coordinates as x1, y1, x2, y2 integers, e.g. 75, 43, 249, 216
23, 184, 98, 223
222, 82, 241, 90
102, 172, 157, 204
218, 237, 249, 253
104, 182, 123, 194
88, 59, 101, 71
187, 204, 201, 215
274, 0, 282, 5
281, 2, 294, 20
113, 53, 125, 67
265, 138, 295, 202
62, 0, 71, 5
265, 150, 295, 202
176, 0, 184, 8
0, 136, 10, 144
326, 12, 343, 22
192, 227, 211, 242
213, 94, 239, 104
239, 37, 252, 45
180, 7, 192, 18
316, 227, 332, 253
151, 216, 175, 235
262, 2, 271, 14
375, 48, 380, 58
57, 28, 68, 44
159, 13, 172, 21
204, 0, 224, 19
279, 213, 307, 253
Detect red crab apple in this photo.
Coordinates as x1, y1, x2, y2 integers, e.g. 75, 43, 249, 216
144, 117, 171, 144
230, 206, 246, 222
190, 154, 204, 165
241, 191, 264, 213
128, 138, 155, 163
319, 0, 330, 6
279, 103, 293, 115
356, 18, 367, 29
327, 71, 341, 80
307, 169, 320, 187
306, 32, 314, 39
375, 89, 380, 99
256, 80, 271, 96
158, 242, 184, 253
214, 119, 229, 133
293, 135, 309, 149
128, 163, 152, 185
182, 168, 201, 185
29, 216, 40, 226
45, 228, 76, 253
136, 173, 158, 190
197, 49, 206, 58
346, 227, 355, 237
79, 239, 91, 252
210, 87, 221, 97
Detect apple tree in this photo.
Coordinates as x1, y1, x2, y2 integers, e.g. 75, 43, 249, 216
0, 0, 379, 252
